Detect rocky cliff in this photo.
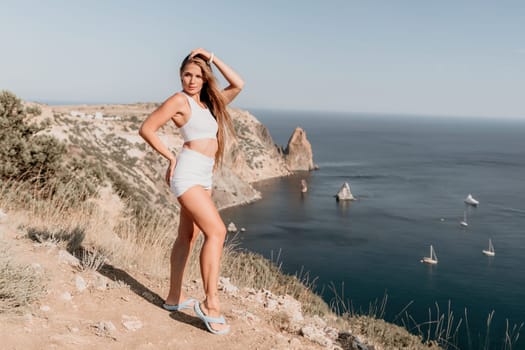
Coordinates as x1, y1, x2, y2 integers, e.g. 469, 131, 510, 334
284, 127, 316, 171
213, 108, 292, 209
41, 104, 314, 216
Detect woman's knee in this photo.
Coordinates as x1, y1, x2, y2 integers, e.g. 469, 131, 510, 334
203, 224, 226, 243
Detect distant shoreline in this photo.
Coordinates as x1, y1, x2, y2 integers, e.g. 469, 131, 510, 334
34, 99, 150, 106
28, 99, 524, 121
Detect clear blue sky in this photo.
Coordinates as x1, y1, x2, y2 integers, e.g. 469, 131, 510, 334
1, 0, 524, 118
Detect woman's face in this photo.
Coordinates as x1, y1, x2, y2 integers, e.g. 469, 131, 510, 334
181, 63, 205, 95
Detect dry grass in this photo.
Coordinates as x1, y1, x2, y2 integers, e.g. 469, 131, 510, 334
330, 283, 523, 350
329, 286, 443, 349
0, 245, 45, 313
220, 240, 330, 317
345, 315, 442, 350
0, 179, 176, 279
107, 211, 174, 274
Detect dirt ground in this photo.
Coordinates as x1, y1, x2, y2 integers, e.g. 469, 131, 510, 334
0, 216, 330, 350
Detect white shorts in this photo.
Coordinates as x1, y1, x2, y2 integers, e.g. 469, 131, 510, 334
170, 148, 214, 197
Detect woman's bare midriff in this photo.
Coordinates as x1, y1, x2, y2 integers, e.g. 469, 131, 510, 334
183, 139, 218, 159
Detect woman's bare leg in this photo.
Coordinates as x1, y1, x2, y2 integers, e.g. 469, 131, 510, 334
165, 206, 200, 305
177, 186, 228, 332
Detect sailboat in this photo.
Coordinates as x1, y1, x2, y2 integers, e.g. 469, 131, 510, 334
460, 209, 468, 227
482, 239, 495, 256
421, 245, 438, 264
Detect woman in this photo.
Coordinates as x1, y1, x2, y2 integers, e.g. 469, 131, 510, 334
139, 48, 244, 335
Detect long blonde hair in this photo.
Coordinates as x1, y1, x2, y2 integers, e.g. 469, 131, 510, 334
180, 55, 235, 168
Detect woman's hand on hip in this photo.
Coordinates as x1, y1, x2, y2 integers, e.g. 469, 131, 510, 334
165, 159, 176, 186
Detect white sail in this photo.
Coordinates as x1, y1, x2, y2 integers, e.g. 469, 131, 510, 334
421, 244, 438, 264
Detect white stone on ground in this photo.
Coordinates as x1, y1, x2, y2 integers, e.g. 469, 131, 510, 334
60, 292, 72, 301
219, 276, 239, 295
58, 250, 80, 267
75, 275, 87, 292
121, 315, 143, 331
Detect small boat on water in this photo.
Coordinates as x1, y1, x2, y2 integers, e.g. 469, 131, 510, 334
464, 194, 479, 207
421, 245, 438, 265
482, 238, 495, 256
460, 209, 468, 227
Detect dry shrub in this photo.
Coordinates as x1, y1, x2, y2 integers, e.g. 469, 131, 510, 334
78, 247, 109, 272
0, 246, 44, 313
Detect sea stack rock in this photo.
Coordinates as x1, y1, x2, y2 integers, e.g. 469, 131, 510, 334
464, 193, 479, 207
284, 127, 315, 171
336, 182, 355, 201
300, 179, 308, 193
227, 222, 238, 233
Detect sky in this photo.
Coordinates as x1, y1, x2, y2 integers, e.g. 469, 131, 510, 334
1, 0, 524, 118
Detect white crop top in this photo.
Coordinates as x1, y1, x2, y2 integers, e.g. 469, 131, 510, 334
179, 92, 218, 142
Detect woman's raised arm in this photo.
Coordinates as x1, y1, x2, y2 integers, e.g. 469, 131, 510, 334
190, 48, 244, 105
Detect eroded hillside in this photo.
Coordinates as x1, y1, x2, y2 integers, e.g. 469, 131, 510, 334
39, 103, 292, 222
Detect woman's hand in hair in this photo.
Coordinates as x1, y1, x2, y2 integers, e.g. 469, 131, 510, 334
189, 48, 212, 62
189, 47, 244, 104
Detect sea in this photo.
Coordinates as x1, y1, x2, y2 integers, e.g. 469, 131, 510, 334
221, 110, 525, 350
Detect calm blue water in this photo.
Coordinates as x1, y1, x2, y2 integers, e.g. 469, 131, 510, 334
221, 110, 525, 349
